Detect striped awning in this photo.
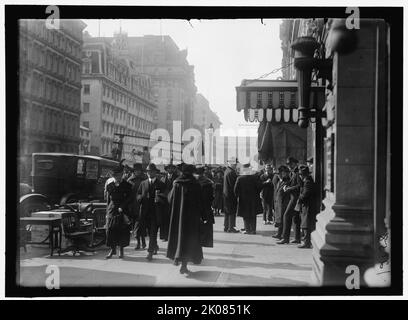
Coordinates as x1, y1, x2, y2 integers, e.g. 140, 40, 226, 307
236, 79, 325, 124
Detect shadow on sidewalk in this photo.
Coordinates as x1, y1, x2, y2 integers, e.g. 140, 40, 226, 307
200, 257, 311, 271
186, 270, 309, 286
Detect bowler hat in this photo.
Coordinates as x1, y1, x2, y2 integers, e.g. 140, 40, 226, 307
146, 163, 159, 172
286, 157, 298, 165
133, 163, 143, 171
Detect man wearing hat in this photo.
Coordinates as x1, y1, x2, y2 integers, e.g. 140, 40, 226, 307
277, 157, 302, 244
234, 164, 263, 234
223, 157, 240, 233
297, 165, 317, 248
136, 163, 167, 261
260, 164, 275, 225
273, 165, 291, 240
105, 165, 133, 259
128, 163, 147, 250
159, 164, 180, 241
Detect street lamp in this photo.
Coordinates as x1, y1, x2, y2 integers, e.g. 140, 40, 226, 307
207, 123, 214, 165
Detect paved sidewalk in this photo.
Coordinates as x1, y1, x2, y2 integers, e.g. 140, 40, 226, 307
19, 216, 313, 287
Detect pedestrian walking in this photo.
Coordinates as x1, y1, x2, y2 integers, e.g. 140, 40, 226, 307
105, 165, 133, 259
128, 163, 147, 250
137, 163, 167, 261
223, 157, 239, 233
234, 164, 263, 234
297, 165, 317, 248
167, 164, 208, 274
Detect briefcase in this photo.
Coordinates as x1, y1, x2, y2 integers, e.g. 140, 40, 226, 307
200, 220, 213, 248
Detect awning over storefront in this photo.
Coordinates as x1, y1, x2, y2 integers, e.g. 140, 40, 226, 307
236, 79, 325, 164
236, 79, 325, 124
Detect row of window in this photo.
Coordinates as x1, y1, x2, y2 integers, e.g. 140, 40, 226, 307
21, 101, 79, 138
20, 20, 82, 60
102, 102, 155, 132
102, 84, 155, 119
25, 72, 80, 109
101, 116, 154, 136
20, 37, 81, 83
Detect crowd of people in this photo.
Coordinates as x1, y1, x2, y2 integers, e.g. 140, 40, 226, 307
103, 156, 318, 274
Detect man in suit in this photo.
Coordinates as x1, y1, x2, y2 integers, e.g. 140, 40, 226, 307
297, 165, 317, 248
223, 157, 239, 233
272, 165, 291, 240
137, 163, 167, 261
260, 164, 275, 225
277, 157, 302, 244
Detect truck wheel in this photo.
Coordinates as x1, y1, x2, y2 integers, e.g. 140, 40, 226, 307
19, 194, 51, 217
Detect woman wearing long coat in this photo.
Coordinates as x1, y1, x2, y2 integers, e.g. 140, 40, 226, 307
167, 164, 208, 274
196, 167, 215, 247
105, 166, 133, 259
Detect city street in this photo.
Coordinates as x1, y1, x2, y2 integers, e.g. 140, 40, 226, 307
19, 215, 313, 287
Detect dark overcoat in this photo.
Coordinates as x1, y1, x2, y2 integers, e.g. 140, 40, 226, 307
197, 175, 215, 247
274, 177, 291, 225
223, 166, 238, 215
260, 172, 275, 204
105, 180, 133, 247
298, 175, 317, 229
212, 176, 224, 210
166, 174, 207, 264
136, 178, 167, 226
127, 173, 146, 219
282, 168, 302, 216
234, 174, 263, 218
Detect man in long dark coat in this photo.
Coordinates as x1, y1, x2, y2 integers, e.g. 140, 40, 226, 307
167, 164, 208, 274
212, 169, 224, 216
159, 164, 179, 242
105, 165, 133, 259
272, 165, 291, 239
260, 164, 275, 225
234, 167, 263, 234
223, 157, 239, 233
297, 165, 317, 248
277, 157, 302, 244
137, 163, 167, 261
127, 163, 147, 250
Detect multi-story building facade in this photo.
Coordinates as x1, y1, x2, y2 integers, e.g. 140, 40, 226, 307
19, 19, 86, 155
193, 93, 222, 134
81, 35, 158, 161
104, 34, 197, 136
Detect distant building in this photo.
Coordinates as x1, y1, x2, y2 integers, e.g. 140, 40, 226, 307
19, 19, 87, 155
80, 35, 158, 162
104, 34, 197, 135
193, 93, 222, 135
79, 125, 91, 155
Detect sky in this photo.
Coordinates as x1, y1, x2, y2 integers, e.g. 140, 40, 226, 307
82, 19, 283, 136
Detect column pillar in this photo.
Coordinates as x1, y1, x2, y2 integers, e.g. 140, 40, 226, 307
311, 20, 386, 286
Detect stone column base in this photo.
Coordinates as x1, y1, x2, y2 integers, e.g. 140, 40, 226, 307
311, 198, 374, 286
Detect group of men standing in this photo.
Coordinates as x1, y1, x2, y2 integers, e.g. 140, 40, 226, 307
222, 156, 318, 248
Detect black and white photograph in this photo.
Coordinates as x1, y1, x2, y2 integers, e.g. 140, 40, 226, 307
2, 1, 404, 302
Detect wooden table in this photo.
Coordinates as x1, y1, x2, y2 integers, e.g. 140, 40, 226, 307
20, 217, 62, 256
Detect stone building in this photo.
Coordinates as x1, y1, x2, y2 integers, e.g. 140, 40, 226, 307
279, 18, 391, 286
104, 34, 197, 135
80, 35, 158, 161
19, 19, 86, 155
193, 93, 222, 134
79, 125, 91, 155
